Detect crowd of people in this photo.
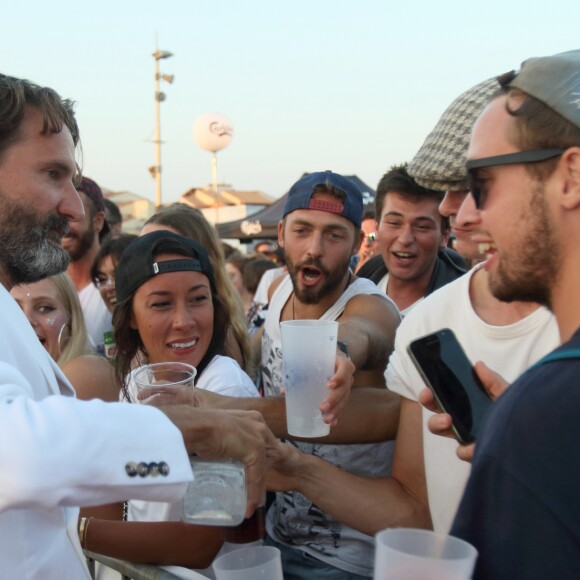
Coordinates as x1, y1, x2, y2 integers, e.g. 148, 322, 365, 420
0, 47, 579, 579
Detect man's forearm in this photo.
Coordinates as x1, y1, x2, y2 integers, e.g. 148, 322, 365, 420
276, 453, 431, 536
214, 389, 399, 444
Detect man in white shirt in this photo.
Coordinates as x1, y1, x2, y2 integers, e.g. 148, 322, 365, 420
0, 72, 275, 578
63, 175, 112, 352
385, 76, 559, 533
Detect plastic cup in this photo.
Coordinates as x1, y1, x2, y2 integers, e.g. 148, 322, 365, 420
374, 528, 477, 580
132, 362, 196, 405
213, 546, 283, 580
133, 362, 246, 526
280, 320, 338, 437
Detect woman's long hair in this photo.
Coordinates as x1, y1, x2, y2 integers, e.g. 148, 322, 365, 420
49, 273, 90, 366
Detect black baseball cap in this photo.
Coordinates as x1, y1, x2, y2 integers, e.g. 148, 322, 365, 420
115, 230, 215, 303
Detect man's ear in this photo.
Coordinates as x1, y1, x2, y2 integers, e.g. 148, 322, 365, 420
352, 228, 364, 255
559, 147, 580, 210
93, 211, 106, 234
277, 219, 285, 248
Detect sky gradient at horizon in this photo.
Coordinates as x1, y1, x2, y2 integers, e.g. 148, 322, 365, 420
3, 1, 578, 205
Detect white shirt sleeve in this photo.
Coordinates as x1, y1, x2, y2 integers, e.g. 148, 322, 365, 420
0, 361, 191, 511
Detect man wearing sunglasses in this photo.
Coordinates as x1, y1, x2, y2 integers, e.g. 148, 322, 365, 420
358, 164, 466, 315
385, 76, 559, 536
450, 50, 580, 578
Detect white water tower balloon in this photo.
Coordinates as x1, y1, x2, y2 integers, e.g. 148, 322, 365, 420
193, 112, 233, 153
193, 112, 233, 224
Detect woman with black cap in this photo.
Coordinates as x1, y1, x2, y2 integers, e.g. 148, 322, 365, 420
79, 231, 260, 578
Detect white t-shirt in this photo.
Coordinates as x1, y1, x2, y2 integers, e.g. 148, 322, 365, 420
385, 265, 560, 533
262, 274, 399, 577
378, 273, 424, 317
78, 282, 112, 353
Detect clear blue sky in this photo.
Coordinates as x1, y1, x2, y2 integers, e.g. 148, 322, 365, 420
3, 1, 578, 205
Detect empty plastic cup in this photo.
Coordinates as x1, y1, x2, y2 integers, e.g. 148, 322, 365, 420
132, 362, 196, 405
213, 546, 283, 580
280, 319, 338, 437
374, 528, 477, 579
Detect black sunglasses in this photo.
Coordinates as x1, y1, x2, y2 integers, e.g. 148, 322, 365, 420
466, 148, 566, 209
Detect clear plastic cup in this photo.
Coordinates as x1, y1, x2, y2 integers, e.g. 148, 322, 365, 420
374, 528, 478, 579
132, 362, 196, 404
280, 320, 338, 437
133, 362, 246, 526
213, 546, 283, 580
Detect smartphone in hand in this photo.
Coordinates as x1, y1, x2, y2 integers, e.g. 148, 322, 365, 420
407, 328, 493, 444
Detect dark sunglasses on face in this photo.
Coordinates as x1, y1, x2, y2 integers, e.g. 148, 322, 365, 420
466, 148, 566, 209
365, 232, 377, 242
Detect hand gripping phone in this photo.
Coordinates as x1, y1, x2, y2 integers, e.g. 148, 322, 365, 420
407, 328, 493, 444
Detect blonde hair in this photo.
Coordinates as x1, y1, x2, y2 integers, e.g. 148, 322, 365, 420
145, 204, 252, 373
49, 273, 90, 366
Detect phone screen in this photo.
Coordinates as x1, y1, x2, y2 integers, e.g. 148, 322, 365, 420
407, 328, 493, 444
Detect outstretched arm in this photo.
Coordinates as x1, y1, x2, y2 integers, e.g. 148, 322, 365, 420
194, 385, 400, 444
338, 292, 401, 380
267, 396, 430, 535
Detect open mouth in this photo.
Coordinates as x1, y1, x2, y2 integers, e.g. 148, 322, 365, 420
300, 266, 323, 286
392, 251, 416, 262
478, 242, 496, 256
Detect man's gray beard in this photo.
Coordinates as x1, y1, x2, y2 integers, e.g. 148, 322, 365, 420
0, 200, 70, 285
5, 238, 70, 284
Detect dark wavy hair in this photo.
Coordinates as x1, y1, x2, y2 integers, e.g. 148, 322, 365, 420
90, 234, 138, 285
0, 74, 80, 163
112, 236, 228, 399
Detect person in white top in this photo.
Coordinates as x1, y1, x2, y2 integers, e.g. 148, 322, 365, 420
0, 73, 274, 579
80, 230, 280, 578
385, 262, 559, 532
384, 76, 559, 533
63, 176, 113, 353
259, 171, 401, 579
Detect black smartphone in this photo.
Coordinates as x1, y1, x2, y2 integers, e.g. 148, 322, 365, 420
407, 328, 493, 444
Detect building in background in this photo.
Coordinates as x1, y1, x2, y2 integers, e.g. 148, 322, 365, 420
102, 184, 273, 235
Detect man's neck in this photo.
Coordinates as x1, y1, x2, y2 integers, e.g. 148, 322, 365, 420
67, 245, 99, 291
386, 266, 434, 311
548, 253, 580, 344
469, 267, 541, 326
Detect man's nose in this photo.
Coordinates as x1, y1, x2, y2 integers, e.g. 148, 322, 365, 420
306, 232, 323, 258
398, 224, 415, 243
61, 182, 84, 224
